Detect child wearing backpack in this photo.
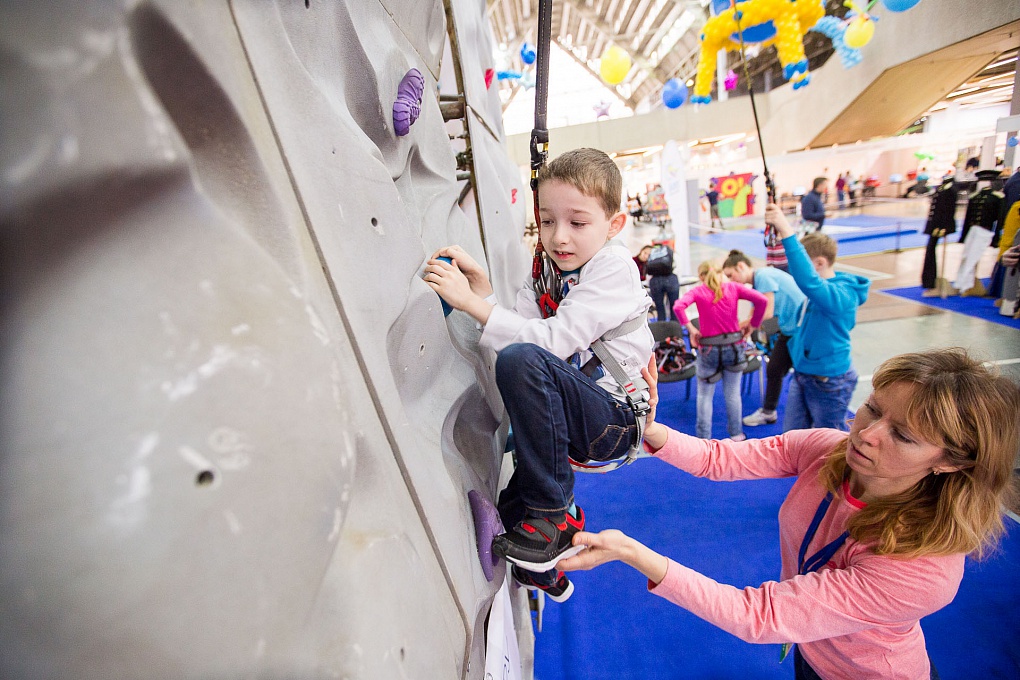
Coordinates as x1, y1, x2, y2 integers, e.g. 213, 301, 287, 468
644, 242, 680, 322
425, 148, 654, 602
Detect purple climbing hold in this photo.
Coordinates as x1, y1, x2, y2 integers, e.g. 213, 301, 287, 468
468, 489, 504, 582
393, 68, 425, 137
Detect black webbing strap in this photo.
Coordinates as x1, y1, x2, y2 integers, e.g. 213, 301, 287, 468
530, 0, 552, 194
530, 0, 556, 313
732, 7, 779, 247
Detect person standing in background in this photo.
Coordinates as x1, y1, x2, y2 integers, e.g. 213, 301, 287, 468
801, 177, 828, 232
706, 181, 722, 231
644, 243, 680, 322
835, 173, 847, 209
848, 174, 861, 208
1003, 166, 1020, 213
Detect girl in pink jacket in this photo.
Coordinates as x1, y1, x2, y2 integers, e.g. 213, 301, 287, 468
673, 261, 767, 440
559, 348, 1019, 680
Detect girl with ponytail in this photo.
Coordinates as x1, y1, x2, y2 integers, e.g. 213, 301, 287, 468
673, 261, 768, 440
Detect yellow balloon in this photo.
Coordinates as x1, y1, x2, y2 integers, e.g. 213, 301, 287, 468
844, 16, 875, 48
600, 45, 632, 85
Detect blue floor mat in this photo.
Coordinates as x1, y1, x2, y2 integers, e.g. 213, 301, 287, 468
691, 220, 930, 259
533, 376, 1020, 679
880, 280, 1020, 330
826, 215, 922, 228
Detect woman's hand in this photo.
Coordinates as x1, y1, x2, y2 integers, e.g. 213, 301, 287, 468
764, 203, 794, 239
557, 529, 669, 585
557, 530, 633, 571
432, 245, 493, 298
640, 359, 668, 451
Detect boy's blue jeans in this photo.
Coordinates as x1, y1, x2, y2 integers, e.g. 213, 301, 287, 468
783, 368, 858, 432
495, 343, 637, 529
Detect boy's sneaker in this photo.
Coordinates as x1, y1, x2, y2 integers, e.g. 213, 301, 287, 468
492, 506, 586, 572
743, 408, 778, 426
512, 566, 574, 603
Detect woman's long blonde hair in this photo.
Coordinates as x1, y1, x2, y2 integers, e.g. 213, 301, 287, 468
820, 348, 1020, 558
698, 260, 725, 303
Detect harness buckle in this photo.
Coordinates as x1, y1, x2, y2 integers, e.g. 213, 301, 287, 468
630, 398, 651, 419
529, 130, 549, 191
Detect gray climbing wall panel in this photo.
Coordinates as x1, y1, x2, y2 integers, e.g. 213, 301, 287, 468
0, 1, 531, 678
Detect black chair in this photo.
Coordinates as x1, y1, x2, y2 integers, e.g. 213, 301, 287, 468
742, 316, 781, 399
649, 320, 697, 399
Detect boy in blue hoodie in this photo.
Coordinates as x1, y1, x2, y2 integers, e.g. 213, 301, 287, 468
765, 203, 870, 431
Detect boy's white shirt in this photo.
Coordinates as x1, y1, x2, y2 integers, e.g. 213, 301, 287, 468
480, 240, 654, 403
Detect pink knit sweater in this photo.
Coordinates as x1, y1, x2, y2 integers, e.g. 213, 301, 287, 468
646, 428, 965, 680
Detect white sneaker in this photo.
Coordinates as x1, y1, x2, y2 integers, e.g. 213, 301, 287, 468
743, 409, 778, 426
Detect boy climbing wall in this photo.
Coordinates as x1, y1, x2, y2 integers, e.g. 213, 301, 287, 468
424, 148, 654, 602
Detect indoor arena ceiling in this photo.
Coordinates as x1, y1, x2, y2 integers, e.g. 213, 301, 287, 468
485, 0, 848, 111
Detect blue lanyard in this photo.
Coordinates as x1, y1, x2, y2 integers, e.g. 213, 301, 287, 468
798, 492, 849, 575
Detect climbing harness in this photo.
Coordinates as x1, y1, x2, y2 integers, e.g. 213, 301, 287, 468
697, 332, 749, 384
567, 311, 653, 473
527, 0, 650, 474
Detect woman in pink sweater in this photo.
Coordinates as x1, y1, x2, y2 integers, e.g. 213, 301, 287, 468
674, 261, 767, 440
559, 348, 1019, 680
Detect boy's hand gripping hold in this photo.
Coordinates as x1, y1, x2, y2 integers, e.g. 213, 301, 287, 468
424, 247, 494, 325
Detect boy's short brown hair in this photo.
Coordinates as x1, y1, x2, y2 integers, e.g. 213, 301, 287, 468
536, 148, 622, 218
801, 232, 838, 265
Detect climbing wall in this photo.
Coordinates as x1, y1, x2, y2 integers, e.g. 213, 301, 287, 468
0, 1, 531, 678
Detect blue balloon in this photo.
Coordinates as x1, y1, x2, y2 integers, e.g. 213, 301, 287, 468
880, 0, 922, 11
662, 78, 688, 109
520, 42, 537, 65
1007, 136, 1019, 148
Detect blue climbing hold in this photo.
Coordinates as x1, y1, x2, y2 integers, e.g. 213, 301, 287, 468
437, 256, 453, 316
